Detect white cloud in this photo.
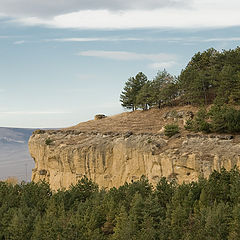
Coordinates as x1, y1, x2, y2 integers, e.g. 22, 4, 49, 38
0, 0, 240, 30
203, 37, 240, 42
46, 37, 143, 42
11, 3, 240, 30
78, 50, 176, 62
49, 36, 240, 44
78, 50, 178, 69
43, 36, 240, 45
13, 40, 25, 44
43, 36, 240, 44
0, 0, 190, 18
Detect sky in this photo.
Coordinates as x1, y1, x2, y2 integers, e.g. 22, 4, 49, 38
1, 0, 240, 128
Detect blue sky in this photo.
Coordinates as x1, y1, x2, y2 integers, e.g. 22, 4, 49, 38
1, 0, 240, 128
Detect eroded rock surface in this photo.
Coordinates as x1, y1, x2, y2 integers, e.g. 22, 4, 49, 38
29, 129, 240, 190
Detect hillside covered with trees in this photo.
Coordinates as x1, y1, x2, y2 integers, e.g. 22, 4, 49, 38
1, 168, 240, 239
120, 47, 240, 110
120, 47, 240, 134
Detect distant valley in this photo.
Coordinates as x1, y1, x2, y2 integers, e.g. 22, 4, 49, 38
0, 127, 36, 182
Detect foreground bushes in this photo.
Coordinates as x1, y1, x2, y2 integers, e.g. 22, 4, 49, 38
2, 169, 240, 239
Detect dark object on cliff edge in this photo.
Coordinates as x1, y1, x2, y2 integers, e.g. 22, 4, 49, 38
94, 114, 107, 120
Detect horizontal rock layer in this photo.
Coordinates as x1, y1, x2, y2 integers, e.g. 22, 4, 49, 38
29, 129, 240, 191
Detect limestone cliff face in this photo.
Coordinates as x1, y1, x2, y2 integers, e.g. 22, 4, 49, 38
29, 129, 240, 191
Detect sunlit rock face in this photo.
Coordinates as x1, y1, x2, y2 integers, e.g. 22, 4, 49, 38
29, 129, 240, 191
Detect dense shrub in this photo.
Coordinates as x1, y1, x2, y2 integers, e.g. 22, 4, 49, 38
45, 138, 53, 145
185, 108, 211, 133
185, 105, 240, 134
164, 124, 180, 137
209, 104, 240, 133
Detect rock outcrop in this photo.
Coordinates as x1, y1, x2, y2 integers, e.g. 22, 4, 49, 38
29, 128, 240, 191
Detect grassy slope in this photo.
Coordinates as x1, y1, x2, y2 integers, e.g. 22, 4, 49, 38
68, 106, 199, 134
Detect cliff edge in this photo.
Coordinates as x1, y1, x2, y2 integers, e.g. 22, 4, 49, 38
29, 107, 240, 190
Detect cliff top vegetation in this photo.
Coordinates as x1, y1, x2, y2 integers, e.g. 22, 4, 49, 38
68, 47, 240, 135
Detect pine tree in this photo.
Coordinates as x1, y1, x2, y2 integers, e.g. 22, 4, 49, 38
204, 202, 231, 240
179, 48, 218, 105
7, 209, 29, 240
112, 206, 136, 240
136, 81, 153, 110
215, 65, 236, 104
136, 214, 156, 240
229, 204, 240, 239
120, 72, 147, 111
151, 69, 177, 108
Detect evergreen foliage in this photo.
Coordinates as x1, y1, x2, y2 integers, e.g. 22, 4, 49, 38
120, 70, 177, 110
164, 124, 180, 137
120, 72, 147, 111
120, 47, 240, 112
185, 104, 240, 134
2, 168, 240, 239
45, 138, 53, 145
151, 70, 178, 108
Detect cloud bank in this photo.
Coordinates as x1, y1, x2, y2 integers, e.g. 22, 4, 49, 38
0, 0, 190, 17
1, 0, 240, 29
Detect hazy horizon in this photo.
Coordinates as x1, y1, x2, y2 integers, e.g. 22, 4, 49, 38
0, 127, 35, 181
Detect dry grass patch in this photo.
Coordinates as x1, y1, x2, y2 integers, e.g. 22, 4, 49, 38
67, 106, 198, 134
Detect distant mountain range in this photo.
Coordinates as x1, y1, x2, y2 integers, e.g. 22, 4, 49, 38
0, 127, 36, 182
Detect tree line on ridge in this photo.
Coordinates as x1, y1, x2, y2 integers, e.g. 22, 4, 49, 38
120, 47, 240, 111
120, 47, 240, 134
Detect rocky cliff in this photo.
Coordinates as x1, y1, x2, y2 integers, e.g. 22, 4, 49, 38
29, 107, 240, 190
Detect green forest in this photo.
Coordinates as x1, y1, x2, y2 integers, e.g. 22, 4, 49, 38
120, 47, 240, 110
120, 47, 240, 134
2, 168, 240, 239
